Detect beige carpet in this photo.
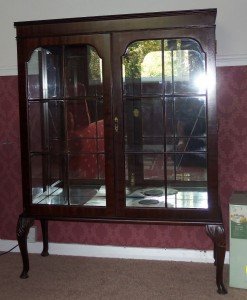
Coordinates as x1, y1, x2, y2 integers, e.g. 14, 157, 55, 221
0, 253, 247, 299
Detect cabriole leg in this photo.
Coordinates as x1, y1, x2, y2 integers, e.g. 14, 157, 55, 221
206, 224, 228, 294
16, 214, 34, 279
40, 219, 49, 257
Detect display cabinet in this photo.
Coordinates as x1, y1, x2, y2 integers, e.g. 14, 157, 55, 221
15, 9, 227, 293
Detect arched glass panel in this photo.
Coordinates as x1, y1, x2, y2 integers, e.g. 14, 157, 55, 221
122, 38, 207, 209
27, 45, 106, 207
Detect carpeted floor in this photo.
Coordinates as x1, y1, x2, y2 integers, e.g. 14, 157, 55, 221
0, 253, 247, 299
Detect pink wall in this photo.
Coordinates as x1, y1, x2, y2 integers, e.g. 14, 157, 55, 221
1, 66, 247, 249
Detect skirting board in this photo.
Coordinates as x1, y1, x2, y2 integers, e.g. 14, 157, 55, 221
0, 239, 229, 264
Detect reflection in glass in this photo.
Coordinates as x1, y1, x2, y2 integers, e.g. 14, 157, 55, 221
48, 101, 65, 140
29, 102, 43, 152
46, 48, 62, 98
29, 101, 65, 153
167, 188, 208, 209
174, 97, 206, 137
28, 44, 106, 207
65, 45, 105, 207
122, 38, 208, 209
69, 154, 103, 180
122, 39, 206, 97
123, 40, 162, 96
124, 98, 164, 152
67, 100, 91, 134
27, 47, 62, 99
27, 49, 41, 99
31, 154, 66, 205
65, 45, 103, 98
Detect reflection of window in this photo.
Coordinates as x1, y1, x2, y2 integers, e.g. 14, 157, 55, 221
123, 39, 206, 90
88, 47, 102, 84
141, 50, 189, 81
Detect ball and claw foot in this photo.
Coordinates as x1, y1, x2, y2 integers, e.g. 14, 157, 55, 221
41, 250, 49, 257
20, 270, 29, 279
217, 283, 227, 295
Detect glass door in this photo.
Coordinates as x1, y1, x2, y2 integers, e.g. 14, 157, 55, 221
25, 35, 114, 217
113, 30, 217, 221
123, 38, 207, 208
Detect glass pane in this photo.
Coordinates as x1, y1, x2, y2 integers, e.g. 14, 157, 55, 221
45, 47, 62, 98
174, 138, 206, 152
175, 154, 207, 180
29, 102, 44, 152
167, 187, 208, 209
67, 98, 104, 135
69, 154, 99, 179
31, 155, 45, 202
122, 40, 163, 96
69, 138, 97, 154
98, 154, 105, 179
167, 153, 175, 181
69, 186, 98, 205
68, 159, 105, 205
31, 154, 66, 205
167, 153, 207, 209
124, 98, 164, 152
68, 119, 104, 153
163, 45, 173, 95
27, 49, 42, 99
69, 185, 106, 207
143, 154, 164, 180
27, 47, 62, 100
68, 153, 106, 207
125, 154, 166, 207
29, 101, 65, 153
175, 97, 206, 138
87, 47, 103, 96
27, 43, 106, 207
87, 96, 104, 123
163, 39, 206, 95
64, 45, 103, 98
66, 44, 105, 206
67, 100, 91, 133
122, 38, 208, 210
48, 101, 65, 140
142, 98, 164, 137
165, 98, 174, 137
167, 152, 207, 182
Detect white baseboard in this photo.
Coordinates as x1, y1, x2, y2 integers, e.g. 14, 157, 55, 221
0, 239, 229, 264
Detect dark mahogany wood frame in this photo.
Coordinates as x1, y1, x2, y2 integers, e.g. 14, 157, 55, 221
15, 9, 227, 294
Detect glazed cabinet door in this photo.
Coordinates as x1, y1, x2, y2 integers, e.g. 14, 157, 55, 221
112, 29, 220, 222
18, 34, 115, 218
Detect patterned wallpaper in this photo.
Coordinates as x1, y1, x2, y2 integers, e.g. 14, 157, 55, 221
0, 66, 247, 250
0, 76, 22, 240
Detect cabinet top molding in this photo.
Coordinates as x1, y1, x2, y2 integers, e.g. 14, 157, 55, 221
14, 8, 217, 39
